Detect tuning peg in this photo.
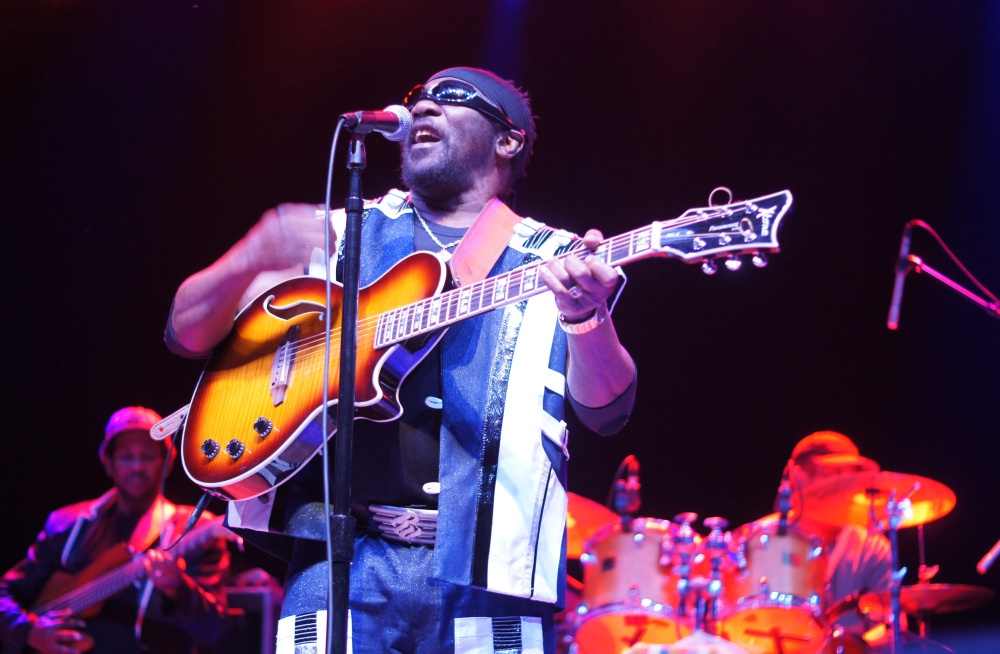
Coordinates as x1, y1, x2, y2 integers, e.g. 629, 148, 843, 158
752, 252, 768, 268
724, 256, 742, 271
701, 259, 718, 275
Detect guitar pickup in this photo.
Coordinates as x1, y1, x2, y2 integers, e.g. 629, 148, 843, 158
270, 326, 299, 406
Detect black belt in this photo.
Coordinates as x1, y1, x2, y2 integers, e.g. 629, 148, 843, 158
366, 504, 437, 547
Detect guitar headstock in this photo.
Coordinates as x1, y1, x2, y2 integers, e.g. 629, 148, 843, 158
654, 190, 792, 273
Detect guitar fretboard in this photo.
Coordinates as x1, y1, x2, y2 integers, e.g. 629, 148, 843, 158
35, 518, 225, 616
373, 223, 661, 348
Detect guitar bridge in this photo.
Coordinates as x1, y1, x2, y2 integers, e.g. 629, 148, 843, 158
270, 326, 299, 406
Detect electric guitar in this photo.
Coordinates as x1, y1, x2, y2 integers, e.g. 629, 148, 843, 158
177, 191, 792, 501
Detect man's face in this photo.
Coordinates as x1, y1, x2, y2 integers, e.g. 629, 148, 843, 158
400, 79, 501, 199
106, 431, 165, 507
793, 458, 868, 490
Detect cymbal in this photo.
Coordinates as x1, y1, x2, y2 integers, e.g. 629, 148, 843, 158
860, 584, 995, 617
567, 492, 618, 558
799, 471, 955, 528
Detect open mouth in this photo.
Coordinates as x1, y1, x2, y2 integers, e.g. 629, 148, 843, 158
412, 125, 441, 145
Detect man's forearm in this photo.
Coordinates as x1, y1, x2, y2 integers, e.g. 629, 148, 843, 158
565, 313, 636, 408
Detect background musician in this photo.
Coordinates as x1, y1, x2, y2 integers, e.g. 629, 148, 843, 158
783, 431, 893, 636
0, 407, 229, 654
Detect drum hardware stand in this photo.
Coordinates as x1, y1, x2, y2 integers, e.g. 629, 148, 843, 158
670, 513, 699, 620
703, 517, 730, 627
884, 485, 918, 654
911, 523, 939, 639
684, 577, 720, 635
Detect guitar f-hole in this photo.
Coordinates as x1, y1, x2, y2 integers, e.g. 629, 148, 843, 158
262, 295, 326, 322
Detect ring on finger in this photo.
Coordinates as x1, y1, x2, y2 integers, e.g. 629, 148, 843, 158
567, 286, 583, 299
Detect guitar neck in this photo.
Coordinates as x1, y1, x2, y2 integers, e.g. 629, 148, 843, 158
373, 223, 660, 349
372, 189, 791, 347
34, 559, 145, 617
34, 518, 223, 616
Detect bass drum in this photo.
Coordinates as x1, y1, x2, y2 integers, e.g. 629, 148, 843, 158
573, 518, 688, 654
719, 521, 828, 654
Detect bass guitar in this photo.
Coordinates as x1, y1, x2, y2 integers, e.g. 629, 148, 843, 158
177, 191, 792, 501
29, 516, 230, 621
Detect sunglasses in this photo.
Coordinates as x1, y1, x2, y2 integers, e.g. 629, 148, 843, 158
403, 79, 524, 136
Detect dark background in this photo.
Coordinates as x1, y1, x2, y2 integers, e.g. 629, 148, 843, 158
3, 0, 999, 646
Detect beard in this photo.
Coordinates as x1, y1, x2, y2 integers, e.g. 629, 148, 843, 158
400, 126, 498, 200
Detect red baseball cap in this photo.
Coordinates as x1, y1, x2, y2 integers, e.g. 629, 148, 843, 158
98, 406, 167, 464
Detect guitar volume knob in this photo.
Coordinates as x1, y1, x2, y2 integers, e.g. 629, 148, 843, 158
226, 439, 245, 460
254, 417, 273, 438
201, 439, 220, 459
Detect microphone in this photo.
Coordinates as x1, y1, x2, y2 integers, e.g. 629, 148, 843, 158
625, 462, 641, 514
887, 224, 913, 330
340, 104, 412, 141
777, 459, 793, 536
977, 535, 1000, 574
614, 457, 641, 515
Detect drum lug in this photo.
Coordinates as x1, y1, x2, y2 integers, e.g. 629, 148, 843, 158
758, 577, 769, 596
633, 532, 645, 546
759, 534, 769, 549
809, 545, 823, 560
659, 531, 674, 567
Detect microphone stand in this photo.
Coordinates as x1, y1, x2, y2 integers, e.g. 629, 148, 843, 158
326, 133, 366, 654
902, 254, 1000, 322
884, 484, 918, 654
776, 462, 793, 537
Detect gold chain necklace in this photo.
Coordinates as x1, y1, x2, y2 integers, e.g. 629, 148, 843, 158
412, 203, 463, 261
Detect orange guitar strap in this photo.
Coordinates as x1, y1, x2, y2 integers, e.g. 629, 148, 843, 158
450, 196, 524, 287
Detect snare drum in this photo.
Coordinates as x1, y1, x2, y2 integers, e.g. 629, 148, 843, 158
574, 518, 688, 654
719, 521, 828, 654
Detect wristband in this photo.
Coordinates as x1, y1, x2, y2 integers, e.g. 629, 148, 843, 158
558, 303, 608, 335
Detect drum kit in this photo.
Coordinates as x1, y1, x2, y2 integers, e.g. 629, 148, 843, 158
559, 470, 994, 654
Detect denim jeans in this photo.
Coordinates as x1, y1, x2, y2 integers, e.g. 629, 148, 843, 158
279, 532, 555, 653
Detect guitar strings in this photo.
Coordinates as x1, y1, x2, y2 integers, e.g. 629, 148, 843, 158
260, 215, 746, 371
38, 559, 143, 614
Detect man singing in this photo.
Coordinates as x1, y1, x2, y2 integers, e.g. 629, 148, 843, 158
166, 67, 637, 653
